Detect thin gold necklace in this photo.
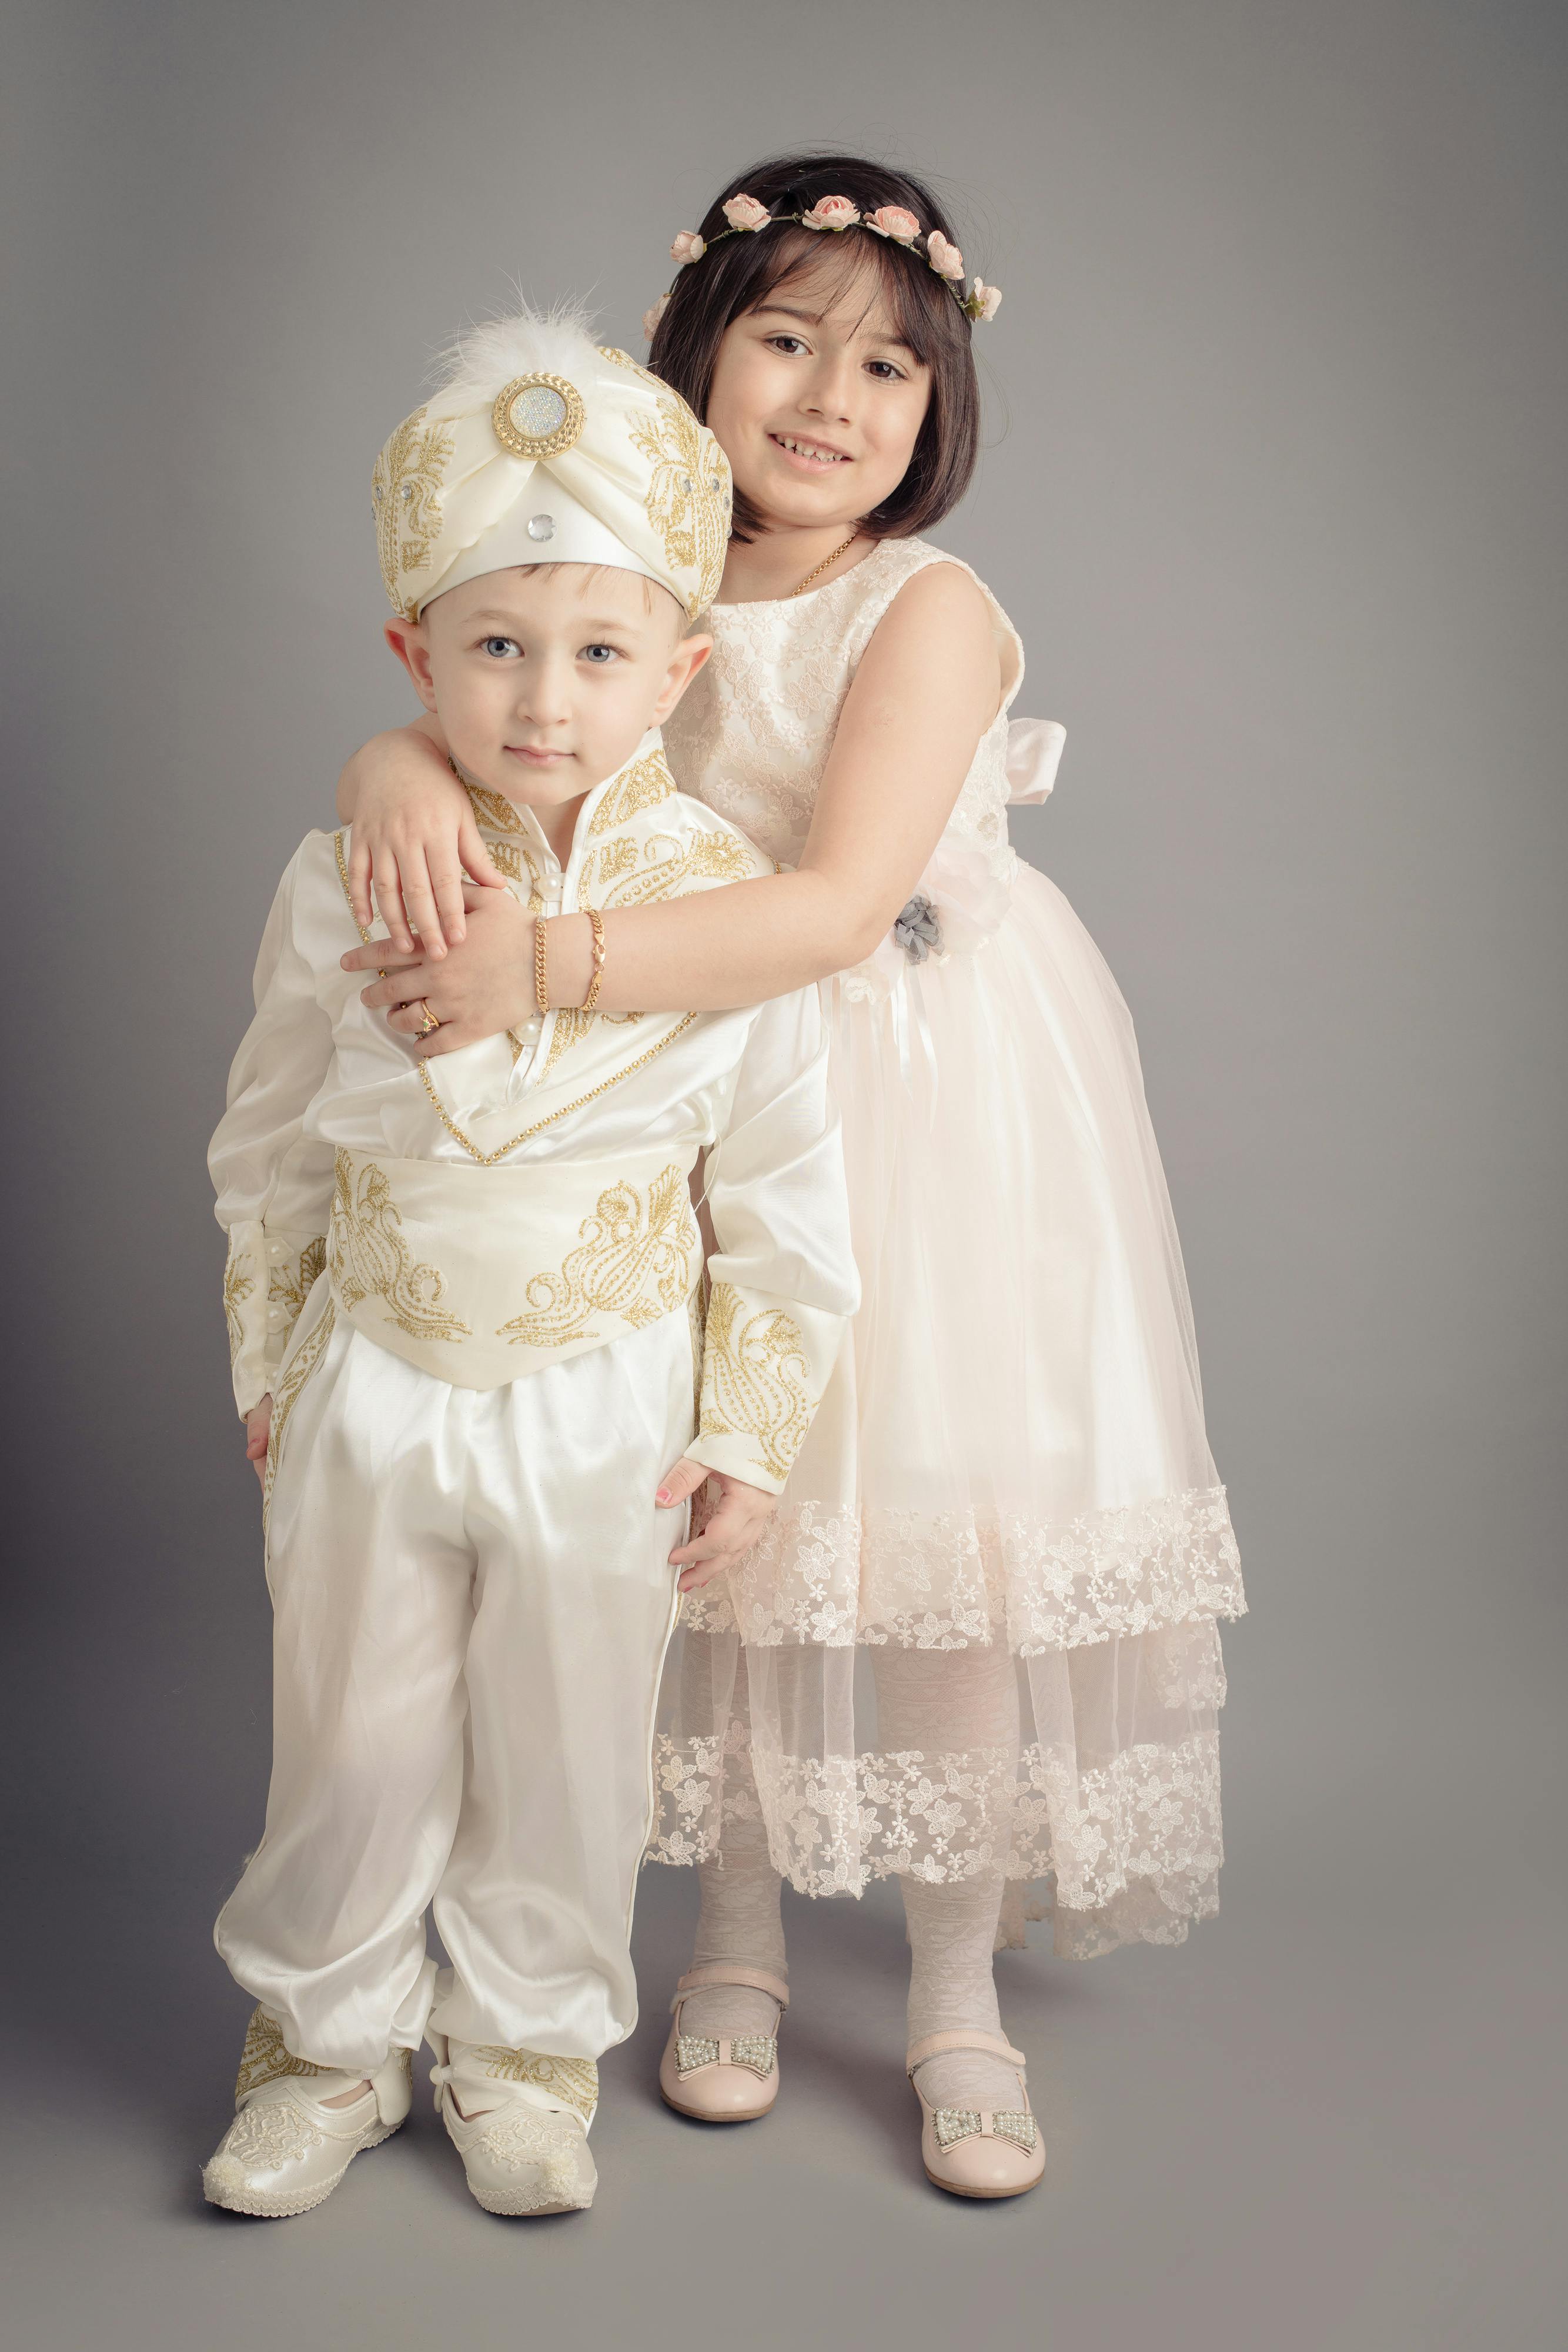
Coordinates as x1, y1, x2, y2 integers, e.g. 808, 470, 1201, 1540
791, 532, 861, 598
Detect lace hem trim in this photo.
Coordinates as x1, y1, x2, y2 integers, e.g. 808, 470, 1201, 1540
680, 1486, 1244, 1652
648, 1728, 1223, 1956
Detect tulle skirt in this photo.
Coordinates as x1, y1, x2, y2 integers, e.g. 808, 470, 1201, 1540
650, 858, 1245, 1957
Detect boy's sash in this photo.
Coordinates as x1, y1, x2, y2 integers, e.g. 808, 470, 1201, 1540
325, 1145, 701, 1386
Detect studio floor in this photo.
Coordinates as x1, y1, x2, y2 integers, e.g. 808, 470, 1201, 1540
6, 1800, 1561, 2352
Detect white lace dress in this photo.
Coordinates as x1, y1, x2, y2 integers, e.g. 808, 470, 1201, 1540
651, 536, 1245, 1957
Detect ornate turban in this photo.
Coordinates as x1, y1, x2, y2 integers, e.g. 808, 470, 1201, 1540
372, 308, 730, 620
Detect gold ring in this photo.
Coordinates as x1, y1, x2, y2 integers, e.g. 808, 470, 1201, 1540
413, 999, 440, 1038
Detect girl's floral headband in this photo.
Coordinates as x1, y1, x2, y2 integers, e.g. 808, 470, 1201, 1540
643, 192, 1002, 342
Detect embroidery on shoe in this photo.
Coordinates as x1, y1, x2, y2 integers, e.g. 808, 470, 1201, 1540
727, 2035, 777, 2079
675, 2034, 721, 2074
329, 1151, 471, 1344
234, 2007, 332, 2102
470, 2047, 599, 2120
474, 2109, 587, 2205
698, 1281, 811, 1483
222, 2097, 327, 2170
497, 1165, 696, 1349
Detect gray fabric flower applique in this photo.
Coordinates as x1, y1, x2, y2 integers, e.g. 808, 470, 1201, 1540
892, 894, 943, 963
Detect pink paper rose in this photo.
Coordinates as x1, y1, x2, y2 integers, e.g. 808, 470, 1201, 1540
801, 195, 861, 233
670, 230, 706, 265
723, 192, 771, 232
925, 230, 965, 282
642, 292, 670, 341
865, 205, 921, 244
969, 278, 1004, 321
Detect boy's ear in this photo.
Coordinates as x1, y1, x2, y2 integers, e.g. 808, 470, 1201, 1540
653, 630, 712, 721
384, 616, 438, 711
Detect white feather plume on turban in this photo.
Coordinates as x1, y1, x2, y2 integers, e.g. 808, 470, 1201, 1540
372, 306, 731, 620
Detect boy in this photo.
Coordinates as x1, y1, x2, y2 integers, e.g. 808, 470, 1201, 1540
203, 310, 857, 2219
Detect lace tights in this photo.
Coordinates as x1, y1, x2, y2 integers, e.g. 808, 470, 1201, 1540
678, 1644, 1025, 2112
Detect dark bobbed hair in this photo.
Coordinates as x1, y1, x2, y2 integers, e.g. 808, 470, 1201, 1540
648, 151, 981, 543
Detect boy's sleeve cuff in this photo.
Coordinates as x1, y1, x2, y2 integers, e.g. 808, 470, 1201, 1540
683, 1432, 789, 1498
224, 1222, 329, 1417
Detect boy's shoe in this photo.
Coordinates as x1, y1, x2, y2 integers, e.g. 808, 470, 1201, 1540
202, 2009, 413, 2218
429, 2034, 598, 2216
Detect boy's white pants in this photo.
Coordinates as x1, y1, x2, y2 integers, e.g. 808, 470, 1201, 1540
215, 1305, 692, 2073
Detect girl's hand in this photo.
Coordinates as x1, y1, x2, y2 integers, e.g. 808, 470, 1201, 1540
657, 1458, 777, 1592
245, 1396, 272, 1486
338, 726, 506, 956
343, 883, 557, 1055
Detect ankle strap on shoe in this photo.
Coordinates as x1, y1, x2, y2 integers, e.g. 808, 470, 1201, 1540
907, 2029, 1025, 2075
671, 1963, 790, 2013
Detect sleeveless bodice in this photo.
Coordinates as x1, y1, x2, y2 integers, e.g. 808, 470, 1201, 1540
663, 537, 1024, 887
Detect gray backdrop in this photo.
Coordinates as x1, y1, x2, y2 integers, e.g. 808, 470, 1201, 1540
5, 1, 1564, 2345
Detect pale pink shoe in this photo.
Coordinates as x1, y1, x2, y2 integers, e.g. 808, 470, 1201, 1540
907, 2030, 1046, 2200
658, 1965, 789, 2122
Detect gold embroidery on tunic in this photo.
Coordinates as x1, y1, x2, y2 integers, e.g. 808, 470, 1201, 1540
268, 1235, 327, 1327
263, 1301, 336, 1528
584, 827, 755, 910
586, 749, 677, 834
223, 1241, 256, 1369
417, 1015, 700, 1166
470, 2047, 600, 2119
539, 1003, 643, 1082
627, 397, 728, 612
699, 1282, 811, 1484
372, 406, 454, 614
233, 2007, 332, 2102
328, 1152, 472, 1343
464, 785, 546, 908
497, 1165, 696, 1348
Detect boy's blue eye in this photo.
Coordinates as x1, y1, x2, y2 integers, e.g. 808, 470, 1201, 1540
481, 636, 519, 657
581, 644, 618, 664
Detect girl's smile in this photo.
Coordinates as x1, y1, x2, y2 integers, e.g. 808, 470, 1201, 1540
768, 433, 852, 469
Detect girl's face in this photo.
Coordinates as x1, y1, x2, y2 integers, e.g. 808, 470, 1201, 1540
706, 263, 932, 536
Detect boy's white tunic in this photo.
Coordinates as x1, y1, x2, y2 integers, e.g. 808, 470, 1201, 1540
209, 735, 857, 2071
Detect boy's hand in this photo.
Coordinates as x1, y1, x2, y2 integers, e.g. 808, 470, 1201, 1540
245, 1396, 273, 1487
657, 1458, 775, 1593
342, 732, 506, 956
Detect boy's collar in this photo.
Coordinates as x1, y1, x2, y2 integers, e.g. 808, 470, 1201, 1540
457, 727, 673, 859
451, 720, 677, 894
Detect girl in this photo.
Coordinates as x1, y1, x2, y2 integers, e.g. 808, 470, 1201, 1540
335, 152, 1244, 2200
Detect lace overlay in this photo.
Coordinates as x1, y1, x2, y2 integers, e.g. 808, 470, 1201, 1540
678, 1488, 1243, 1652
651, 1724, 1223, 1945
655, 537, 1244, 1956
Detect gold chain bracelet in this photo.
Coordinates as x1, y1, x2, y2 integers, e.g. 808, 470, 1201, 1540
533, 915, 550, 1017
583, 908, 608, 1013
